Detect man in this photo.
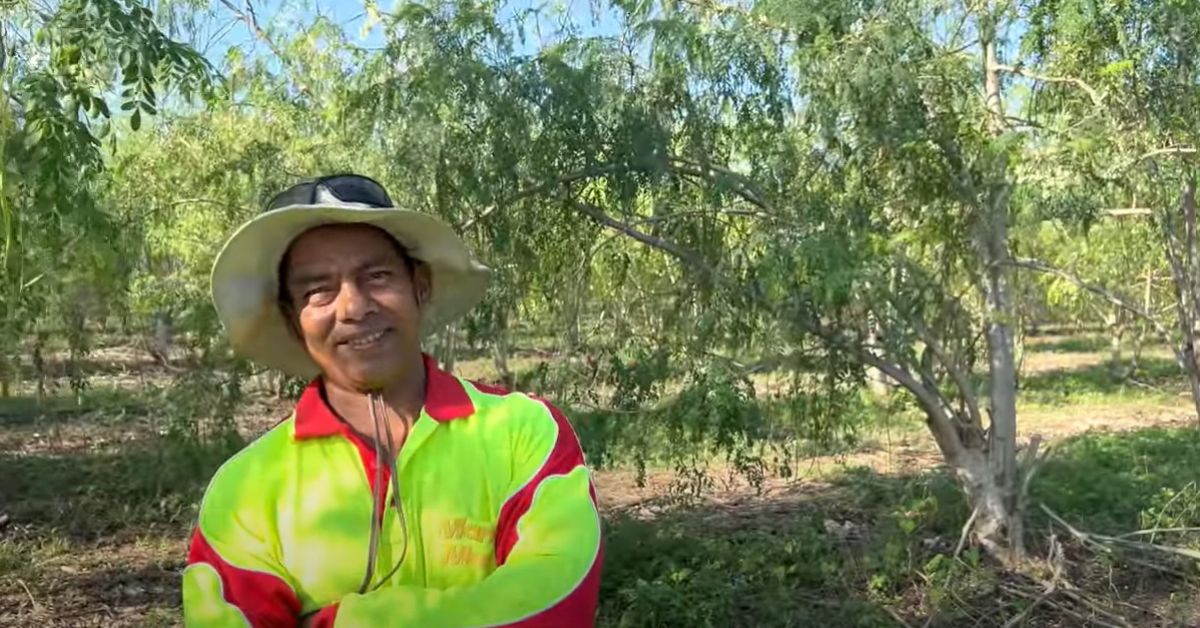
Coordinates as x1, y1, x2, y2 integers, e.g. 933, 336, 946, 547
183, 174, 603, 627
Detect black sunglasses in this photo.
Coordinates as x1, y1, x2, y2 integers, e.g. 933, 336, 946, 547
264, 174, 394, 213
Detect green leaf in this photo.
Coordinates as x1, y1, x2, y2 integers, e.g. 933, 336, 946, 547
1099, 60, 1134, 77
130, 109, 141, 131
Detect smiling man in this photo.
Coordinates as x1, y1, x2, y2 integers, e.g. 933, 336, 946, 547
183, 174, 603, 627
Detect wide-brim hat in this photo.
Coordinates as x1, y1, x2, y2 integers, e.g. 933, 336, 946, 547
210, 174, 490, 379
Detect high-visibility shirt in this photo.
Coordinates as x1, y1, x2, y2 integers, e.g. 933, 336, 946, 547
182, 354, 603, 627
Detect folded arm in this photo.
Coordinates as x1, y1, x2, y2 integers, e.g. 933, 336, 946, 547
184, 527, 302, 627
316, 401, 603, 628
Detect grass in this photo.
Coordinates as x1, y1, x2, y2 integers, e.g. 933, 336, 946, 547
1031, 426, 1200, 534
3, 333, 1200, 626
1019, 356, 1185, 407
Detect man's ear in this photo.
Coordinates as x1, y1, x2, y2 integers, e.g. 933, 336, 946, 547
413, 261, 433, 308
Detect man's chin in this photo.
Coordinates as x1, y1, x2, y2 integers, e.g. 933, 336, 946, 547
340, 364, 411, 393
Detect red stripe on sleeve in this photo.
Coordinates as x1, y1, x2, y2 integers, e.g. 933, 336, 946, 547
187, 528, 302, 627
502, 552, 603, 628
492, 399, 603, 626
493, 399, 588, 563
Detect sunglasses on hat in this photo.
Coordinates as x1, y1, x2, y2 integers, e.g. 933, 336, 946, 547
264, 174, 394, 213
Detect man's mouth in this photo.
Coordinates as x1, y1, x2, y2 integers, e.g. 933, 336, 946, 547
341, 329, 389, 348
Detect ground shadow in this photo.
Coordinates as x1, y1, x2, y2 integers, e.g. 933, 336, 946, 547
0, 433, 240, 540
0, 387, 155, 429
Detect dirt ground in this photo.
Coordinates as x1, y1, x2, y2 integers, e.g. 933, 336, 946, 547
0, 336, 1196, 626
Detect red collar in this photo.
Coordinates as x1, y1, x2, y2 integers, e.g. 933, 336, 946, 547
293, 353, 475, 440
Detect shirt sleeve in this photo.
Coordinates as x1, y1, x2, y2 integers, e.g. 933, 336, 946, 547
183, 472, 304, 628
320, 400, 603, 628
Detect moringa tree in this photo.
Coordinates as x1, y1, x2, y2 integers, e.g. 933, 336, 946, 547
336, 0, 1048, 561
0, 0, 212, 397
1016, 0, 1200, 423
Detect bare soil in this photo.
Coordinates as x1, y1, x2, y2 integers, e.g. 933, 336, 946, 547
1, 341, 1196, 627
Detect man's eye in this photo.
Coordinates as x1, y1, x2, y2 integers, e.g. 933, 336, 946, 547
304, 287, 332, 300
367, 270, 392, 281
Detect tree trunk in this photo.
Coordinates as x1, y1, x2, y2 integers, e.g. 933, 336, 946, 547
977, 16, 1023, 561
865, 314, 891, 397
1106, 310, 1125, 378
1161, 179, 1200, 424
1131, 271, 1154, 373
151, 310, 174, 366
440, 324, 458, 374
492, 311, 514, 389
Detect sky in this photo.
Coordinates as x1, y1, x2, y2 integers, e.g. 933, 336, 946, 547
198, 0, 627, 71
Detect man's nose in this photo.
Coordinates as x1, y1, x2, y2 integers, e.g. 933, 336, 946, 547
335, 279, 374, 322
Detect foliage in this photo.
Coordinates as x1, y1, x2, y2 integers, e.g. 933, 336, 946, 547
1031, 427, 1200, 534
0, 0, 214, 395
5, 0, 1200, 574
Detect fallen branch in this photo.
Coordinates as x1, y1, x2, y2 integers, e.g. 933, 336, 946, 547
954, 505, 980, 558
1118, 527, 1200, 538
1043, 505, 1200, 563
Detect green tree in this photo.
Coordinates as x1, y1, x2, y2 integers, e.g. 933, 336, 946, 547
333, 0, 1043, 560
1016, 0, 1200, 423
0, 0, 211, 396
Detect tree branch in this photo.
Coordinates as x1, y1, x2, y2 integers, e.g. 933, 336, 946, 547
218, 0, 310, 96
457, 164, 630, 231
566, 197, 717, 277
855, 346, 968, 465
994, 63, 1103, 109
1009, 258, 1176, 344
1107, 146, 1199, 177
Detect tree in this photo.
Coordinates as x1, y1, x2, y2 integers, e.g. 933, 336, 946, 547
1017, 0, 1200, 423
334, 0, 1044, 561
0, 0, 211, 396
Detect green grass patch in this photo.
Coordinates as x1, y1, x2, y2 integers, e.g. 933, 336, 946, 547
1031, 426, 1200, 534
0, 386, 154, 427
598, 468, 973, 627
1024, 334, 1112, 354
1019, 356, 1184, 406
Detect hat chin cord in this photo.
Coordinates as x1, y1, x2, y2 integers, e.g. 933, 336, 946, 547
357, 392, 410, 593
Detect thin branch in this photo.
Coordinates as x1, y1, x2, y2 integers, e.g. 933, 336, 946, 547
566, 197, 717, 277
1118, 527, 1200, 538
994, 63, 1103, 109
218, 0, 310, 95
631, 208, 779, 225
906, 312, 984, 429
1103, 208, 1153, 217
458, 164, 629, 231
1043, 505, 1200, 561
1009, 258, 1175, 344
667, 156, 771, 210
954, 506, 980, 558
1107, 146, 1199, 177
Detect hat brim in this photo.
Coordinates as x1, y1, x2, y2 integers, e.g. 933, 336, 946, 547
211, 204, 490, 379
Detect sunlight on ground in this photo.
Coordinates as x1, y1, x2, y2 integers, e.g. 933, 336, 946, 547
2, 336, 1198, 626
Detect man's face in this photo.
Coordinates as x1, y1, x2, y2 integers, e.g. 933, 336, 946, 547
281, 224, 430, 392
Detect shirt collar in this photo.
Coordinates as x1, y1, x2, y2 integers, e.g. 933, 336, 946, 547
293, 353, 475, 440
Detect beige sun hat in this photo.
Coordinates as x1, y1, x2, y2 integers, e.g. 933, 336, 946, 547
210, 174, 491, 379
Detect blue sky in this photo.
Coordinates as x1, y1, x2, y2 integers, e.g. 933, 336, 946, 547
199, 0, 627, 69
